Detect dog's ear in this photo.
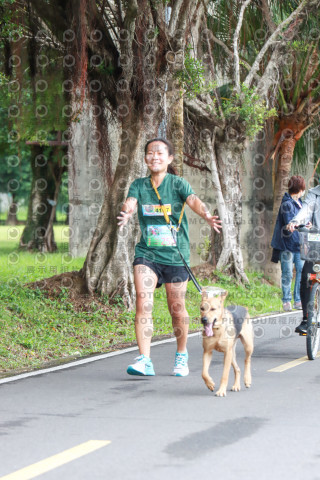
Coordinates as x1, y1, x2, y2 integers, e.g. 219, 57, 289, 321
221, 291, 228, 300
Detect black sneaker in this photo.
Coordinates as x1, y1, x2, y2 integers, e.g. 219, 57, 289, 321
295, 320, 308, 334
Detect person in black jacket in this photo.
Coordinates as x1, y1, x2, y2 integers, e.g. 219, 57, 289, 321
271, 175, 306, 312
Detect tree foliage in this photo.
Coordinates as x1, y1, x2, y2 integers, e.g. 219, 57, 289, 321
222, 84, 276, 139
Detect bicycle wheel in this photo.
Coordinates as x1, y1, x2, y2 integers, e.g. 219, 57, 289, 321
306, 282, 320, 360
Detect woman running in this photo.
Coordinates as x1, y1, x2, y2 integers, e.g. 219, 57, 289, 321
117, 138, 221, 377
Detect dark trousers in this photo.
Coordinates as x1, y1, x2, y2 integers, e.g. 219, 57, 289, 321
300, 261, 314, 319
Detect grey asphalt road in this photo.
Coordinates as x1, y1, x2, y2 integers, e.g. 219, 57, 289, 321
1, 311, 320, 480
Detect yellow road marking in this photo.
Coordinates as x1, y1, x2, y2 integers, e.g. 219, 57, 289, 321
0, 440, 111, 480
268, 352, 320, 372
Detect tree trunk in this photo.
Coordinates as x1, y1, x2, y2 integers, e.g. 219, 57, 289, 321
20, 145, 58, 252
271, 111, 308, 228
207, 132, 249, 283
68, 97, 113, 258
272, 132, 297, 226
6, 193, 19, 226
166, 50, 184, 176
83, 108, 158, 308
79, 0, 202, 307
167, 88, 184, 175
43, 154, 65, 250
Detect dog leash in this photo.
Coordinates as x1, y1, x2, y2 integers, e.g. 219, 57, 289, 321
150, 178, 202, 293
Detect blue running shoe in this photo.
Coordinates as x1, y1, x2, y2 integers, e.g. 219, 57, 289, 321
127, 354, 155, 376
173, 351, 189, 377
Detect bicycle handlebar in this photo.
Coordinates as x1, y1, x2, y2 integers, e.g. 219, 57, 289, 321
294, 224, 320, 233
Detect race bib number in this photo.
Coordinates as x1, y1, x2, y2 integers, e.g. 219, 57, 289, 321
142, 204, 171, 216
147, 225, 176, 247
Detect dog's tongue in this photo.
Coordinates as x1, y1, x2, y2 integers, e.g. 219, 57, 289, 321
205, 324, 213, 337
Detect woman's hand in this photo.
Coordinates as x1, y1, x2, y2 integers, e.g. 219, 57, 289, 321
204, 213, 222, 233
117, 197, 137, 228
117, 210, 132, 228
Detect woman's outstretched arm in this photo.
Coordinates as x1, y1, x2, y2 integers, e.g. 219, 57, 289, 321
186, 194, 222, 233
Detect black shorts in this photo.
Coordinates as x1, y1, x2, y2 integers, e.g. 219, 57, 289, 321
133, 257, 190, 288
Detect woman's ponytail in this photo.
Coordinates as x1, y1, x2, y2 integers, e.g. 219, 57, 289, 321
167, 164, 178, 175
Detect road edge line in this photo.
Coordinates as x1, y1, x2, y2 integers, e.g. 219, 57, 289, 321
0, 333, 201, 385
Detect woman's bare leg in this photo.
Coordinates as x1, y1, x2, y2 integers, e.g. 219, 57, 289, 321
165, 280, 189, 352
133, 264, 158, 358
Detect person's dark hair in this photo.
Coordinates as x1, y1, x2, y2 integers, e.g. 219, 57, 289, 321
144, 137, 178, 175
288, 175, 306, 194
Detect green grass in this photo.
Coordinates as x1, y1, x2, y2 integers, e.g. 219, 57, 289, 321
0, 207, 67, 224
0, 225, 80, 283
0, 225, 282, 374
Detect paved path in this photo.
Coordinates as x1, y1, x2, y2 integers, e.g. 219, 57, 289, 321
1, 310, 319, 480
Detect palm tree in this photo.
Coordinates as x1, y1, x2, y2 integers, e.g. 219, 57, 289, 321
270, 38, 320, 222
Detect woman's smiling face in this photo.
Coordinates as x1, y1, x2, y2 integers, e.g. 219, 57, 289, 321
144, 141, 173, 174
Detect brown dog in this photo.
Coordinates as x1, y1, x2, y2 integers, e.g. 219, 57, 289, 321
201, 287, 253, 397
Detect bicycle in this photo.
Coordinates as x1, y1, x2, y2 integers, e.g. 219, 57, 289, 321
298, 226, 320, 360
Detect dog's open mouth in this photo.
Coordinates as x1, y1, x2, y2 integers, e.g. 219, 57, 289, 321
204, 320, 216, 337
204, 324, 213, 336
